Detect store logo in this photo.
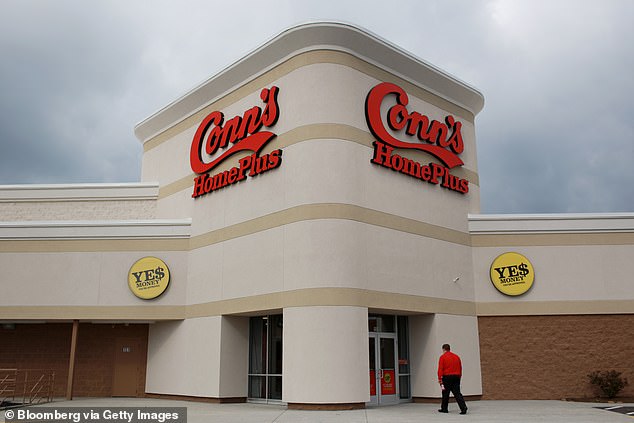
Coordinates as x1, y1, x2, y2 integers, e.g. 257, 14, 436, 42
365, 82, 469, 194
190, 86, 282, 198
490, 252, 535, 296
128, 257, 171, 300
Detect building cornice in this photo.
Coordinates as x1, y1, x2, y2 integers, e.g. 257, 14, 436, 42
134, 21, 485, 144
0, 182, 159, 203
0, 219, 191, 240
469, 213, 634, 234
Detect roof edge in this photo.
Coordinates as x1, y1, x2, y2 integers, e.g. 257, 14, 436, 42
134, 21, 485, 144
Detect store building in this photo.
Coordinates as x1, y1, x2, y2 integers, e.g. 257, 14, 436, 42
1, 22, 632, 408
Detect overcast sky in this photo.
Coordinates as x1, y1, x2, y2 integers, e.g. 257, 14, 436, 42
0, 0, 632, 214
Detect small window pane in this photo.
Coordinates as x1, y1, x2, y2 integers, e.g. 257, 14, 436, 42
399, 375, 410, 399
397, 316, 409, 373
268, 376, 282, 400
380, 315, 395, 332
268, 315, 283, 375
248, 375, 266, 399
249, 317, 267, 374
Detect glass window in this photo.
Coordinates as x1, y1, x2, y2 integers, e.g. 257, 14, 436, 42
248, 315, 283, 402
397, 316, 411, 400
268, 315, 283, 375
368, 314, 395, 332
397, 316, 409, 374
249, 317, 267, 375
399, 375, 410, 399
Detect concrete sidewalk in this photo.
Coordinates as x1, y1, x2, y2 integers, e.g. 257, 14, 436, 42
4, 397, 634, 423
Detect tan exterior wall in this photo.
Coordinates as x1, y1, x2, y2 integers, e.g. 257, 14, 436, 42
478, 315, 634, 400
144, 53, 480, 318
473, 244, 634, 308
0, 250, 188, 309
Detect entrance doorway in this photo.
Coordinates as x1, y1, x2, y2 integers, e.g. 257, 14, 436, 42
112, 337, 142, 397
369, 333, 398, 405
248, 315, 283, 402
368, 315, 411, 405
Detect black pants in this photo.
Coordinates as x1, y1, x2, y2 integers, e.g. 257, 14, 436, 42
441, 375, 467, 412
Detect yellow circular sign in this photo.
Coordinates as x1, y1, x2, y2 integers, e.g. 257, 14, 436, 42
128, 257, 170, 300
490, 252, 535, 296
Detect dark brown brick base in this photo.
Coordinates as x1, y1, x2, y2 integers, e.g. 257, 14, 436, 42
0, 322, 148, 398
287, 402, 365, 410
413, 395, 482, 403
478, 314, 634, 400
145, 393, 246, 403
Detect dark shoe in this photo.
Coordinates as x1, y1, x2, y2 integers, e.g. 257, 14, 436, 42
438, 409, 448, 413
460, 409, 468, 415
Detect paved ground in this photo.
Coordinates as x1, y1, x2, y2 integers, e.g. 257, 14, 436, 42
3, 397, 634, 423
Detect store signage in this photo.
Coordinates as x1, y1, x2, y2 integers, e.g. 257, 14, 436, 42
490, 252, 535, 296
381, 370, 396, 395
365, 82, 469, 194
128, 257, 170, 300
190, 86, 282, 198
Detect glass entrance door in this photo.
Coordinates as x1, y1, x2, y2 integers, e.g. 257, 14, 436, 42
369, 333, 398, 405
248, 315, 283, 402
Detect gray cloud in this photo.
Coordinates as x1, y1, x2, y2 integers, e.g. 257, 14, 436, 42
0, 0, 632, 213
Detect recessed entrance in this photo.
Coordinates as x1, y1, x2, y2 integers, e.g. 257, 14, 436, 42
368, 315, 410, 405
248, 315, 283, 403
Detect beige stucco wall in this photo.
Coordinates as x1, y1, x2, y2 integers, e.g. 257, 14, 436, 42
470, 215, 634, 315
145, 316, 249, 399
410, 313, 483, 398
146, 317, 222, 397
0, 250, 187, 309
283, 306, 369, 404
136, 43, 484, 404
474, 244, 634, 305
142, 55, 480, 318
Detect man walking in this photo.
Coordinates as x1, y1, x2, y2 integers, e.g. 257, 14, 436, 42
437, 343, 468, 414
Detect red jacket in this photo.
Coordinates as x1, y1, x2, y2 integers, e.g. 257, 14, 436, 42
438, 351, 462, 382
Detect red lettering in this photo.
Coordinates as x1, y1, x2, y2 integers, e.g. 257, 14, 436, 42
238, 155, 253, 180
365, 82, 464, 168
460, 179, 469, 193
192, 174, 207, 198
371, 141, 394, 168
430, 163, 445, 184
268, 149, 283, 169
369, 141, 467, 194
190, 86, 280, 175
227, 167, 239, 184
260, 86, 279, 127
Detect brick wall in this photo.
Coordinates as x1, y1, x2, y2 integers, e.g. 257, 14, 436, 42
478, 315, 634, 400
0, 323, 148, 398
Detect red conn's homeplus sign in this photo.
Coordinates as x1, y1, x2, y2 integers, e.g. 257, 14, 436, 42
190, 86, 282, 199
365, 82, 469, 194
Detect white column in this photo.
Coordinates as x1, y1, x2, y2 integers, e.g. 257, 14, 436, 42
283, 306, 369, 405
218, 316, 249, 398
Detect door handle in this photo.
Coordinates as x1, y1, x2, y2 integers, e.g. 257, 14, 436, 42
378, 369, 383, 379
